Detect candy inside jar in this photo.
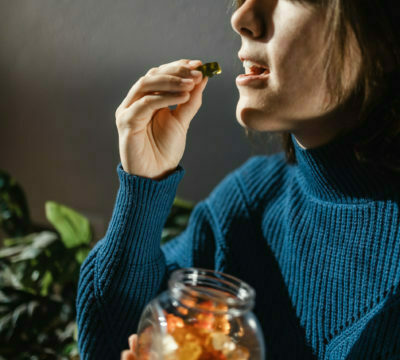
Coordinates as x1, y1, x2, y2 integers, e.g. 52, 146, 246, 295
136, 268, 265, 360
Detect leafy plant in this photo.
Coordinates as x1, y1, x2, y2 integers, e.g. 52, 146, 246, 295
0, 170, 194, 359
162, 197, 195, 244
0, 201, 92, 359
0, 170, 32, 237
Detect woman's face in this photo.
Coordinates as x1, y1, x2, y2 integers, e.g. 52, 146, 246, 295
231, 0, 361, 148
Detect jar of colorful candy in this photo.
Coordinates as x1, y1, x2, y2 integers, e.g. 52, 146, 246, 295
136, 268, 265, 359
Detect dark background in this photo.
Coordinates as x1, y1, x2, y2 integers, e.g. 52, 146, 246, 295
0, 0, 280, 240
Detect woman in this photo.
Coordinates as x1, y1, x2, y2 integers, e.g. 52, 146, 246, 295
76, 0, 400, 359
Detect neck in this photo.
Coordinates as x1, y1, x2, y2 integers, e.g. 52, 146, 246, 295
292, 92, 363, 149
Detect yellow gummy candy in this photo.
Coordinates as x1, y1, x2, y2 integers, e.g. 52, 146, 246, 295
196, 62, 222, 78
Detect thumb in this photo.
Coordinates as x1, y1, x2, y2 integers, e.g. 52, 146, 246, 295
129, 334, 138, 352
121, 350, 136, 360
172, 76, 209, 128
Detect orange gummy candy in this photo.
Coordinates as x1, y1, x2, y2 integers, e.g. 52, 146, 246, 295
177, 340, 203, 360
166, 313, 184, 333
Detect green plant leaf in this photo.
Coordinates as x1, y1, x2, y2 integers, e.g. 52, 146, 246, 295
0, 245, 27, 259
45, 201, 92, 248
62, 342, 79, 356
2, 232, 58, 263
0, 265, 23, 289
0, 300, 37, 340
75, 248, 90, 264
173, 214, 191, 227
73, 322, 78, 341
173, 196, 195, 209
3, 234, 35, 247
0, 169, 32, 237
40, 270, 53, 297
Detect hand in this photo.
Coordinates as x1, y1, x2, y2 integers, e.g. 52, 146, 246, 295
115, 59, 208, 180
121, 334, 137, 360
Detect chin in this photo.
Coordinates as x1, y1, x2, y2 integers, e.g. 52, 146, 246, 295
236, 103, 285, 132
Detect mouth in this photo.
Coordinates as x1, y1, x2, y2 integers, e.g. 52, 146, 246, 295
236, 58, 270, 86
238, 54, 271, 75
242, 60, 270, 76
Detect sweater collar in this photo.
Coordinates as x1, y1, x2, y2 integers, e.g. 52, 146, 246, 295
291, 132, 396, 203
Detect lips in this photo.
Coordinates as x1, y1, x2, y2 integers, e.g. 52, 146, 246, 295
238, 54, 270, 74
236, 53, 271, 87
243, 60, 270, 75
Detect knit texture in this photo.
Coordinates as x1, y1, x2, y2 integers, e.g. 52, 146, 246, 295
76, 133, 400, 359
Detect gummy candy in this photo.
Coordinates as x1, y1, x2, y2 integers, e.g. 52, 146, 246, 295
196, 62, 222, 78
138, 299, 250, 359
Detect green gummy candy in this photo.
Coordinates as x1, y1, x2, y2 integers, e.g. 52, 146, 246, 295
196, 62, 222, 78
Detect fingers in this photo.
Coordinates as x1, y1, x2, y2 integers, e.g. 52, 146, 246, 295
115, 59, 206, 132
136, 74, 195, 96
119, 334, 137, 360
121, 349, 136, 360
172, 75, 209, 127
121, 59, 203, 109
148, 59, 200, 78
129, 334, 138, 352
118, 92, 191, 130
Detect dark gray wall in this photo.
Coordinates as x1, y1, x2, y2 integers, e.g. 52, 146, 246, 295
0, 0, 280, 239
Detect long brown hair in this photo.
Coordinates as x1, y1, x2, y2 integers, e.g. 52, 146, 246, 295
232, 0, 400, 176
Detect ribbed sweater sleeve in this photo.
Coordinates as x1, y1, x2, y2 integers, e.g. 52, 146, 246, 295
76, 161, 247, 359
76, 163, 186, 359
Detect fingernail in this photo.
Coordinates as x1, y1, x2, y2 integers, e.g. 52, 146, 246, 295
181, 78, 194, 84
189, 60, 201, 66
190, 70, 202, 77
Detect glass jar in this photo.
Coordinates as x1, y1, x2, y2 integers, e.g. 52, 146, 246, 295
136, 268, 265, 360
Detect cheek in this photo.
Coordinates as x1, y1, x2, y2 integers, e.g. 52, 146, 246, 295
276, 28, 324, 87
272, 7, 329, 98
271, 30, 330, 118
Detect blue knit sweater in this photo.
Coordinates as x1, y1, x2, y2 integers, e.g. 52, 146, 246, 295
76, 133, 400, 359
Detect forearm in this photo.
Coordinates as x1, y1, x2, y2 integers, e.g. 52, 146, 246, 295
76, 163, 185, 359
97, 163, 185, 283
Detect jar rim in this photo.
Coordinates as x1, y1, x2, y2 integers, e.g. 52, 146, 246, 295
168, 268, 256, 315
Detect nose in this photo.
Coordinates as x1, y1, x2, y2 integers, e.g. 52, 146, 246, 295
231, 0, 265, 39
